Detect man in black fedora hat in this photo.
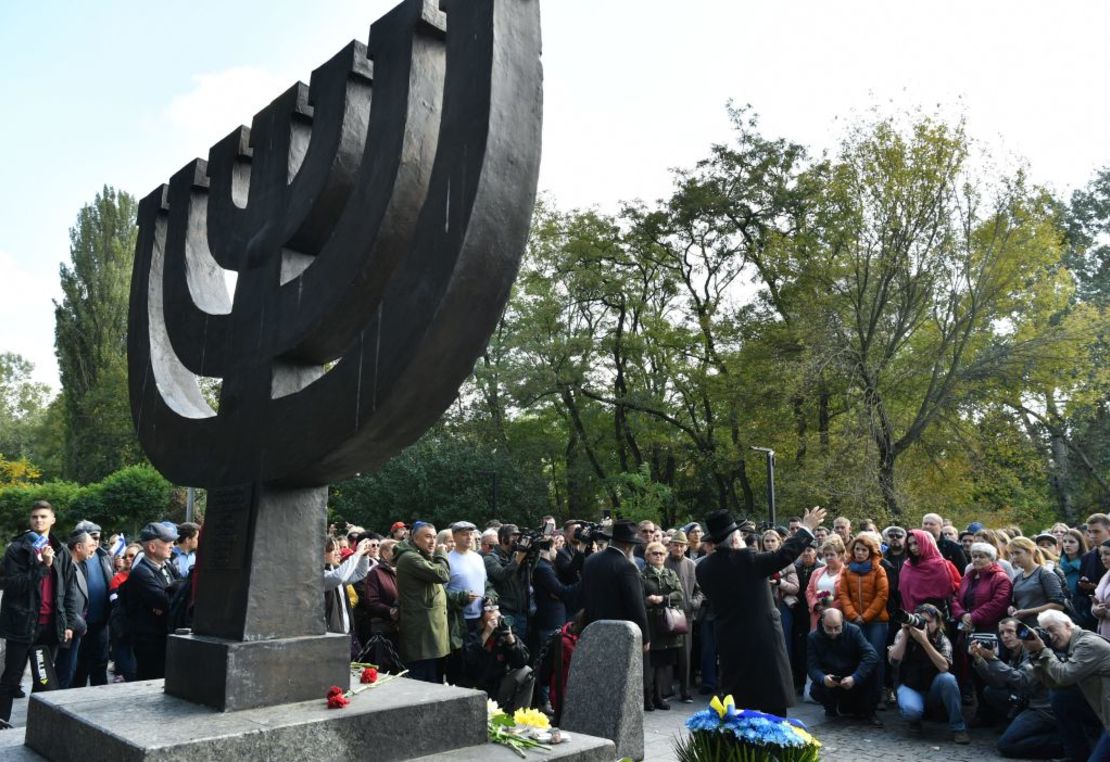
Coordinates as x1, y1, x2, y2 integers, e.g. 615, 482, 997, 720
696, 505, 826, 717
580, 519, 649, 650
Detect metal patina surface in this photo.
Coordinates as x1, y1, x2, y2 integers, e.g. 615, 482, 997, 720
121, 0, 542, 711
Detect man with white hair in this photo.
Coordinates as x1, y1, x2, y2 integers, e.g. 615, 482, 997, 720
1023, 609, 1110, 760
921, 513, 967, 571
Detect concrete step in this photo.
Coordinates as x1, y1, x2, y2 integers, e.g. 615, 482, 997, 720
408, 730, 616, 762
0, 728, 45, 761
23, 677, 488, 762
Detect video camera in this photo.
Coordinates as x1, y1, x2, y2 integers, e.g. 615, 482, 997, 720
512, 521, 554, 561
968, 633, 999, 651
573, 522, 604, 547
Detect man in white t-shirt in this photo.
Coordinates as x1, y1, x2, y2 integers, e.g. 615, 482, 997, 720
446, 521, 497, 685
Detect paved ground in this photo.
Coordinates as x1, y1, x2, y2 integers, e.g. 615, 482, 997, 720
642, 693, 1010, 762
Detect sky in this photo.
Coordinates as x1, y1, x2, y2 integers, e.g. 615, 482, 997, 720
2, 1, 1109, 391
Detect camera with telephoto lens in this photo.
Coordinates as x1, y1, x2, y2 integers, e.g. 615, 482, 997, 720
968, 633, 999, 652
892, 610, 927, 630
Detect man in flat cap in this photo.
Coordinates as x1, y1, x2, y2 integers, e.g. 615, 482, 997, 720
71, 519, 114, 686
125, 522, 182, 680
696, 505, 826, 717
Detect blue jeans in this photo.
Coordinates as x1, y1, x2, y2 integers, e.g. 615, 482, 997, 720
1051, 686, 1110, 762
897, 672, 965, 731
700, 619, 718, 690
859, 621, 888, 706
997, 708, 1064, 759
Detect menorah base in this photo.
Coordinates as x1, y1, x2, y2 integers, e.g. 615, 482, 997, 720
164, 631, 349, 711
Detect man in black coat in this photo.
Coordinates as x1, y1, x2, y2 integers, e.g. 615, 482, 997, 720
807, 609, 881, 723
0, 501, 79, 723
580, 520, 649, 649
125, 522, 181, 680
696, 505, 825, 717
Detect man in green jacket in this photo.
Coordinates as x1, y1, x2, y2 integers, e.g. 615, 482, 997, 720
1023, 609, 1110, 760
395, 522, 479, 683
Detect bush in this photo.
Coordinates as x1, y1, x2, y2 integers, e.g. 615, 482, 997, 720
0, 464, 172, 539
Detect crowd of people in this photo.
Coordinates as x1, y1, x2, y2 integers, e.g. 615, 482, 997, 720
2, 498, 1110, 761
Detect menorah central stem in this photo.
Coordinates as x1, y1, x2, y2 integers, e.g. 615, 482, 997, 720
163, 483, 349, 711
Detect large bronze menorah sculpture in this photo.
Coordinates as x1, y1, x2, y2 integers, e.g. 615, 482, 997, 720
127, 0, 541, 710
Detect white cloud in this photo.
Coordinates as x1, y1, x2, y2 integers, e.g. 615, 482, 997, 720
162, 66, 289, 165
0, 249, 62, 390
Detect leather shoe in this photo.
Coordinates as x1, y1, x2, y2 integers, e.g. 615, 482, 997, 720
644, 703, 655, 712
653, 699, 671, 710
680, 694, 694, 703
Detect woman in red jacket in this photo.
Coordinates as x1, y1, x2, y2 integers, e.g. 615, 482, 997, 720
951, 541, 1013, 722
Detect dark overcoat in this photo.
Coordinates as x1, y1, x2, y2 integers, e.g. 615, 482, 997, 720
580, 546, 649, 641
696, 528, 813, 712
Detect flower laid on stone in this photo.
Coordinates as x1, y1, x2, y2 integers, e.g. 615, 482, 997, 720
487, 702, 553, 757
675, 694, 820, 762
360, 667, 378, 684
512, 707, 551, 730
325, 685, 350, 709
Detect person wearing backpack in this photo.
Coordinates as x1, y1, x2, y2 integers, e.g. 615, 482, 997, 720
126, 523, 181, 680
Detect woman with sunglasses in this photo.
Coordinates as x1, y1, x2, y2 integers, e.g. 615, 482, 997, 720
641, 541, 684, 711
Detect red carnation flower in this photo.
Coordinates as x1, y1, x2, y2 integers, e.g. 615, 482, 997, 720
360, 667, 378, 685
327, 693, 350, 709
326, 685, 345, 698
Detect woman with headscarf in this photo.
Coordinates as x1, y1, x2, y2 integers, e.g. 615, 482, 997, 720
898, 530, 959, 614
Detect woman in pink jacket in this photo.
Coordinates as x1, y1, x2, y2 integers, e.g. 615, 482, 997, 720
805, 537, 845, 630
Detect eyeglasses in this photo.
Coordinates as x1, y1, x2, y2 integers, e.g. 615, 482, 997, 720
649, 551, 666, 556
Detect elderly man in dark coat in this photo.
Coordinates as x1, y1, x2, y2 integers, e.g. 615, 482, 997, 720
696, 505, 825, 717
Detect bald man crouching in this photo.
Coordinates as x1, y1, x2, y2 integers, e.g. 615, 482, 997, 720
807, 609, 882, 725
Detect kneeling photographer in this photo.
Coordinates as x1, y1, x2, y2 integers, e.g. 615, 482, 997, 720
460, 599, 534, 713
1021, 610, 1110, 762
888, 603, 969, 744
968, 618, 1063, 759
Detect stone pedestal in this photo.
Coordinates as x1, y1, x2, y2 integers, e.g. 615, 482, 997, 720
163, 483, 340, 711
561, 620, 644, 761
163, 632, 349, 711
23, 678, 487, 762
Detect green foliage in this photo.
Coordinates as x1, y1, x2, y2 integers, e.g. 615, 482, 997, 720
329, 429, 550, 531
0, 464, 171, 538
0, 353, 54, 466
54, 186, 141, 484
0, 480, 82, 537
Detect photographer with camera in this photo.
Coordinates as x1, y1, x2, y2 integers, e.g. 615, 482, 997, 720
807, 609, 881, 725
1021, 609, 1110, 761
888, 603, 969, 744
483, 524, 535, 643
967, 617, 1063, 759
460, 599, 534, 713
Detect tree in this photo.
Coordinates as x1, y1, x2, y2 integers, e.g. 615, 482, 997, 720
54, 186, 142, 483
0, 352, 51, 460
